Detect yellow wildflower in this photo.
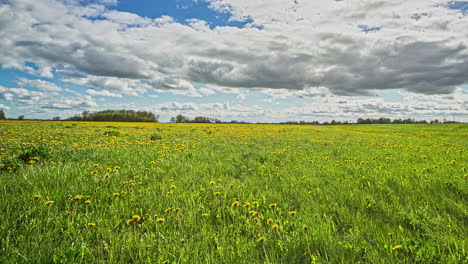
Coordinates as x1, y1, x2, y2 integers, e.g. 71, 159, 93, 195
231, 201, 240, 207
45, 201, 54, 205
257, 237, 266, 243
392, 245, 402, 250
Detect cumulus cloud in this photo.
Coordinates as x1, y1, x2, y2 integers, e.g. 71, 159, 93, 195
86, 89, 123, 98
1, 0, 467, 98
16, 78, 63, 92
0, 103, 11, 110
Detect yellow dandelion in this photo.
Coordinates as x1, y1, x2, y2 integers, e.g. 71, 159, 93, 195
216, 178, 222, 182
231, 201, 240, 207
252, 201, 259, 206
164, 208, 172, 213
170, 185, 176, 189
45, 201, 54, 205
84, 200, 91, 204
166, 191, 173, 195
157, 218, 165, 223
67, 194, 72, 198
209, 181, 215, 185
303, 225, 309, 231
257, 236, 266, 243
249, 211, 258, 217
267, 218, 273, 225
272, 224, 279, 231
162, 260, 170, 264
75, 195, 83, 200
214, 191, 221, 196
269, 203, 277, 209
33, 195, 42, 199
229, 184, 234, 188
173, 208, 181, 212
201, 213, 209, 217
392, 245, 402, 250
132, 215, 141, 221
288, 211, 297, 215
126, 219, 135, 225
113, 193, 120, 196
88, 223, 96, 227
243, 202, 250, 208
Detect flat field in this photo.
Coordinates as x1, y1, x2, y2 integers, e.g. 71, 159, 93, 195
0, 121, 467, 263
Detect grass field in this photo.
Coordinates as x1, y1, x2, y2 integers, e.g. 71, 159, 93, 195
0, 120, 467, 263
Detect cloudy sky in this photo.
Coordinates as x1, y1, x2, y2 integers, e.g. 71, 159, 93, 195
0, 0, 467, 122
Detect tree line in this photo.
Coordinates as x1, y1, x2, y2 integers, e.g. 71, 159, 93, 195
67, 110, 159, 122
170, 114, 221, 123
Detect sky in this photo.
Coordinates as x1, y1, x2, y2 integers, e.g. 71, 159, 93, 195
0, 0, 467, 122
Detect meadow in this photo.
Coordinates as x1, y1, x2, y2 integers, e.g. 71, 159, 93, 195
0, 120, 467, 263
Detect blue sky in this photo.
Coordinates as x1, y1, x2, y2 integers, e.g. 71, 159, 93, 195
0, 0, 467, 122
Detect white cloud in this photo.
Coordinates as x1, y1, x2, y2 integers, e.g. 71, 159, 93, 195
0, 103, 10, 110
16, 78, 63, 92
86, 89, 123, 98
1, 0, 467, 98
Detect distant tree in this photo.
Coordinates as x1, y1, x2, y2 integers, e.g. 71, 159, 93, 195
52, 117, 61, 121
174, 114, 189, 123
18, 115, 24, 120
67, 110, 158, 122
0, 109, 5, 120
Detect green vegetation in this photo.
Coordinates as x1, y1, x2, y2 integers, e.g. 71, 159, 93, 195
68, 110, 158, 122
0, 121, 467, 263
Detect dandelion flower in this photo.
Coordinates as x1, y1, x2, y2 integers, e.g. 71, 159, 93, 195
269, 203, 277, 209
214, 191, 221, 196
209, 181, 215, 185
249, 211, 258, 217
288, 211, 297, 215
173, 208, 181, 212
88, 223, 96, 227
126, 219, 135, 225
84, 200, 91, 204
201, 213, 209, 217
162, 260, 170, 264
113, 193, 120, 196
257, 237, 266, 243
75, 195, 83, 200
272, 224, 279, 231
303, 225, 309, 231
392, 245, 402, 250
45, 201, 54, 205
252, 201, 259, 206
243, 202, 250, 208
157, 218, 165, 223
33, 195, 42, 199
132, 215, 141, 221
231, 201, 240, 207
164, 208, 172, 213
267, 218, 273, 225
170, 185, 176, 189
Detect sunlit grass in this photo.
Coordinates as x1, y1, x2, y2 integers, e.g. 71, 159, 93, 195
0, 120, 467, 263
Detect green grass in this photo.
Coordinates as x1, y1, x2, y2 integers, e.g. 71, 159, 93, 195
0, 121, 467, 263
